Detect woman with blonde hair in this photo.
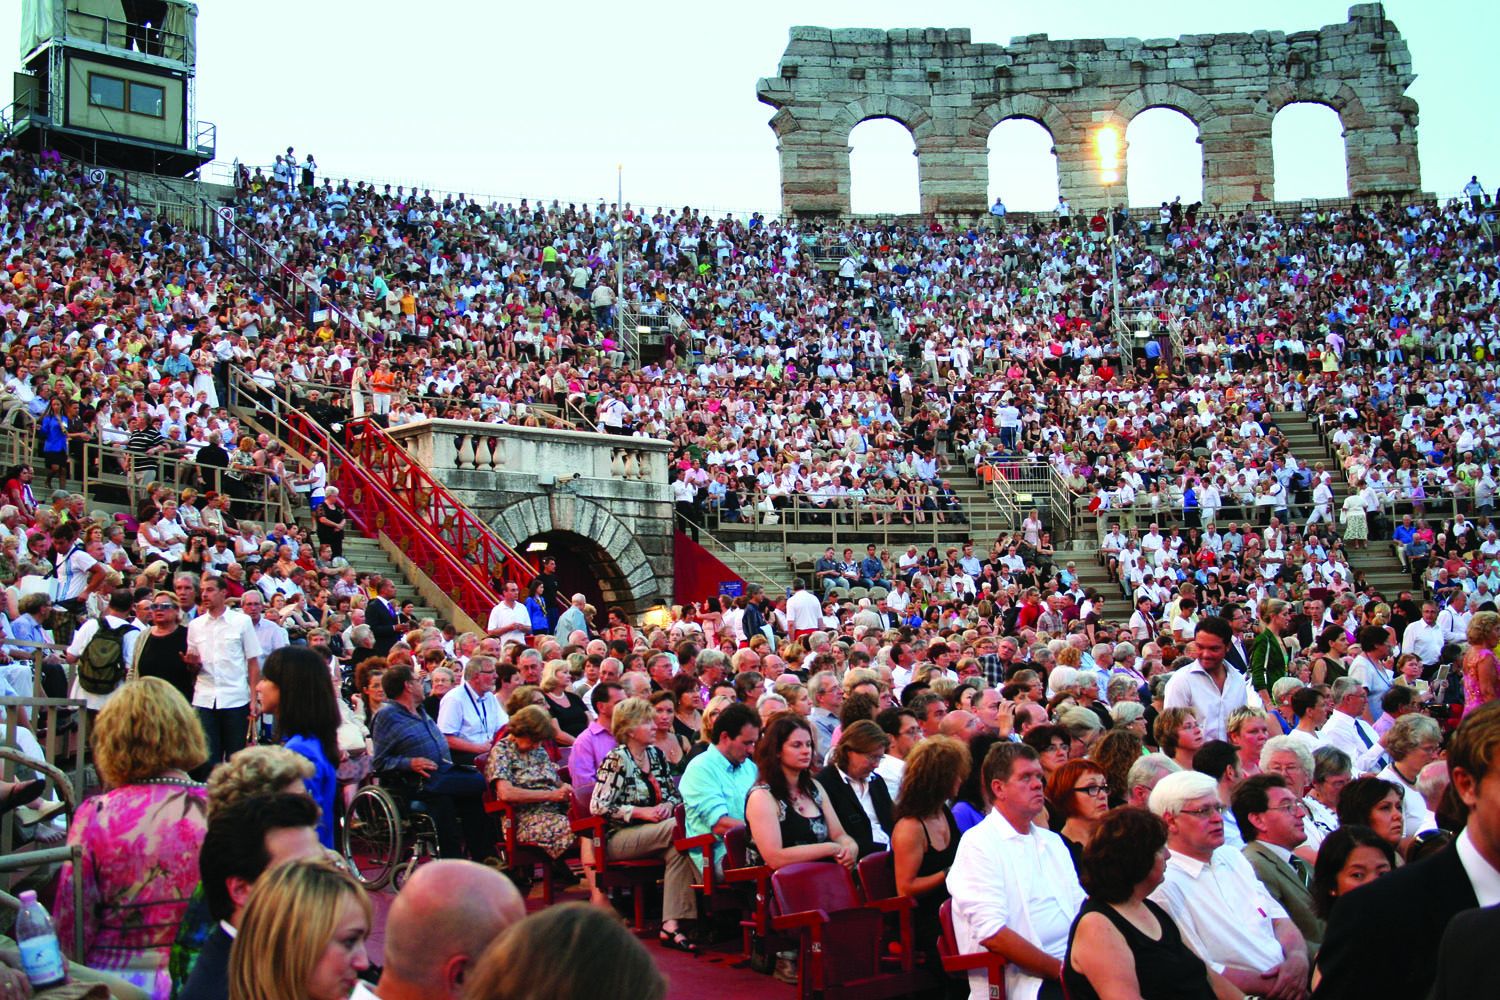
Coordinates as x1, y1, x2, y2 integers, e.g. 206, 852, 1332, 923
228, 859, 371, 1000
1250, 598, 1293, 708
206, 745, 314, 818
56, 678, 209, 997
539, 659, 586, 744
1153, 706, 1206, 771
1461, 611, 1500, 717
590, 697, 697, 952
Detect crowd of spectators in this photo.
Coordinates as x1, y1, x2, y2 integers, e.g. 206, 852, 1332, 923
6, 129, 1500, 998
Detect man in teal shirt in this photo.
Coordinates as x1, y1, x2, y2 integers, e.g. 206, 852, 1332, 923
679, 703, 760, 875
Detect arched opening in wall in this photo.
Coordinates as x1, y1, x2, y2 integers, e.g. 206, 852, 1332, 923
520, 529, 634, 631
1273, 103, 1348, 202
849, 117, 918, 216
1125, 108, 1202, 211
987, 118, 1059, 211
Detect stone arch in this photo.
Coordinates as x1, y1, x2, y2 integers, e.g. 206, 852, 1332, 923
831, 96, 935, 143
1264, 80, 1371, 130
969, 95, 1070, 143
487, 495, 663, 616
1114, 84, 1218, 129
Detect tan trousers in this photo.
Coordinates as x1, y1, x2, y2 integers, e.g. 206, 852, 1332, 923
606, 817, 699, 922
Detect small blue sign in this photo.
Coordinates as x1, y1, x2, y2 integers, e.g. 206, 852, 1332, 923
719, 581, 744, 598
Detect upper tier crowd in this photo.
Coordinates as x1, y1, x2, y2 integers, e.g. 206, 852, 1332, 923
0, 134, 1498, 1000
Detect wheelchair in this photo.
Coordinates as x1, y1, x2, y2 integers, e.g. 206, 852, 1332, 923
341, 770, 442, 891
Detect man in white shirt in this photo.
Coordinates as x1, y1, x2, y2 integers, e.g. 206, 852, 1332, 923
436, 655, 503, 768
1149, 771, 1310, 998
1401, 601, 1445, 669
64, 588, 142, 712
785, 578, 822, 640
1317, 678, 1383, 773
874, 707, 922, 800
1315, 701, 1500, 997
1163, 617, 1255, 741
188, 573, 264, 764
485, 582, 532, 649
239, 591, 288, 659
1438, 591, 1473, 647
949, 743, 1085, 1000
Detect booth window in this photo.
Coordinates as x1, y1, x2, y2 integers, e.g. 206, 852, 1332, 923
87, 74, 166, 119
88, 74, 125, 111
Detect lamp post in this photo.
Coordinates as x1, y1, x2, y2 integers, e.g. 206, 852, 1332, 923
1096, 127, 1126, 343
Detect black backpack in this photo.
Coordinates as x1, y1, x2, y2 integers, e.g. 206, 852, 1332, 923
77, 618, 134, 696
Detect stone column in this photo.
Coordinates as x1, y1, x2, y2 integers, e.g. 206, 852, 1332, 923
1345, 108, 1421, 197
915, 131, 989, 218
776, 128, 850, 217
1055, 118, 1128, 219
1200, 113, 1274, 208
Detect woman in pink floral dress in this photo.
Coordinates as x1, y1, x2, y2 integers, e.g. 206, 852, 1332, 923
56, 678, 209, 999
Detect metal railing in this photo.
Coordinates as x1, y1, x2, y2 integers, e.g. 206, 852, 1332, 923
256, 373, 580, 433
77, 439, 298, 527
203, 199, 373, 344
619, 303, 685, 368
702, 495, 990, 553
50, 6, 193, 62
226, 370, 542, 624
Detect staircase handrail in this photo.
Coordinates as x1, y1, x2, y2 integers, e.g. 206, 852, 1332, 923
202, 198, 375, 345
227, 370, 539, 623
340, 414, 543, 593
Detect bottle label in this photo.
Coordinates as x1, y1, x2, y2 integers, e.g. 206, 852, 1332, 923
18, 937, 65, 988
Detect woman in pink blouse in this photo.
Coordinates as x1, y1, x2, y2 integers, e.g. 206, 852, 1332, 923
57, 678, 209, 999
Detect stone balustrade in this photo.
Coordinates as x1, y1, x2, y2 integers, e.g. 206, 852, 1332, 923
385, 418, 672, 496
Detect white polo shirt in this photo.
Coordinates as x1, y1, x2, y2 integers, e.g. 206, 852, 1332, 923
1150, 846, 1289, 975
437, 681, 503, 745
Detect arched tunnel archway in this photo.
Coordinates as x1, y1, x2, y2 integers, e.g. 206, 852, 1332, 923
488, 495, 665, 625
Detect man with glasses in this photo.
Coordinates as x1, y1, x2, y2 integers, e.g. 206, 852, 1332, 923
1148, 770, 1310, 999
372, 663, 493, 862
436, 654, 503, 768
1401, 601, 1445, 671
817, 722, 894, 859
874, 707, 923, 800
1234, 773, 1323, 962
1318, 677, 1383, 773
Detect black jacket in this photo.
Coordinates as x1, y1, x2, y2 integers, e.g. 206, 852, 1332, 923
815, 763, 894, 859
1429, 901, 1500, 1000
180, 925, 232, 1000
366, 597, 401, 655
1313, 844, 1478, 1000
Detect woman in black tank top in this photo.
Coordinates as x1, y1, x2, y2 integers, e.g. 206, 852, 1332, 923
891, 736, 969, 999
1064, 808, 1226, 1000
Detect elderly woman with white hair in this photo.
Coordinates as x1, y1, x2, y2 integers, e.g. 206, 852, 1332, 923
1375, 713, 1444, 837
1260, 734, 1321, 860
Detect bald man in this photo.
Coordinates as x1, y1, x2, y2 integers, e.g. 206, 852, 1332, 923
363, 860, 525, 1000
939, 710, 982, 744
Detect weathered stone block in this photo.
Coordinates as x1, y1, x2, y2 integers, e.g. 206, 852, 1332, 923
760, 9, 1420, 221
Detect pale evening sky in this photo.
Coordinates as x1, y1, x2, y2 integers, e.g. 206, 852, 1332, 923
5, 0, 1495, 217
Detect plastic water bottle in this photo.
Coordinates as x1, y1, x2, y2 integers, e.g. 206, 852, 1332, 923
15, 890, 66, 990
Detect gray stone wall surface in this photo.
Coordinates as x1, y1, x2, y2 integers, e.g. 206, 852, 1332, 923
757, 4, 1420, 217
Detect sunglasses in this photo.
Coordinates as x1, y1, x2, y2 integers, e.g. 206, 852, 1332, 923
151, 603, 177, 611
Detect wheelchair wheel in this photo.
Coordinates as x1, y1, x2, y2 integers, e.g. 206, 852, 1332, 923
343, 785, 404, 890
